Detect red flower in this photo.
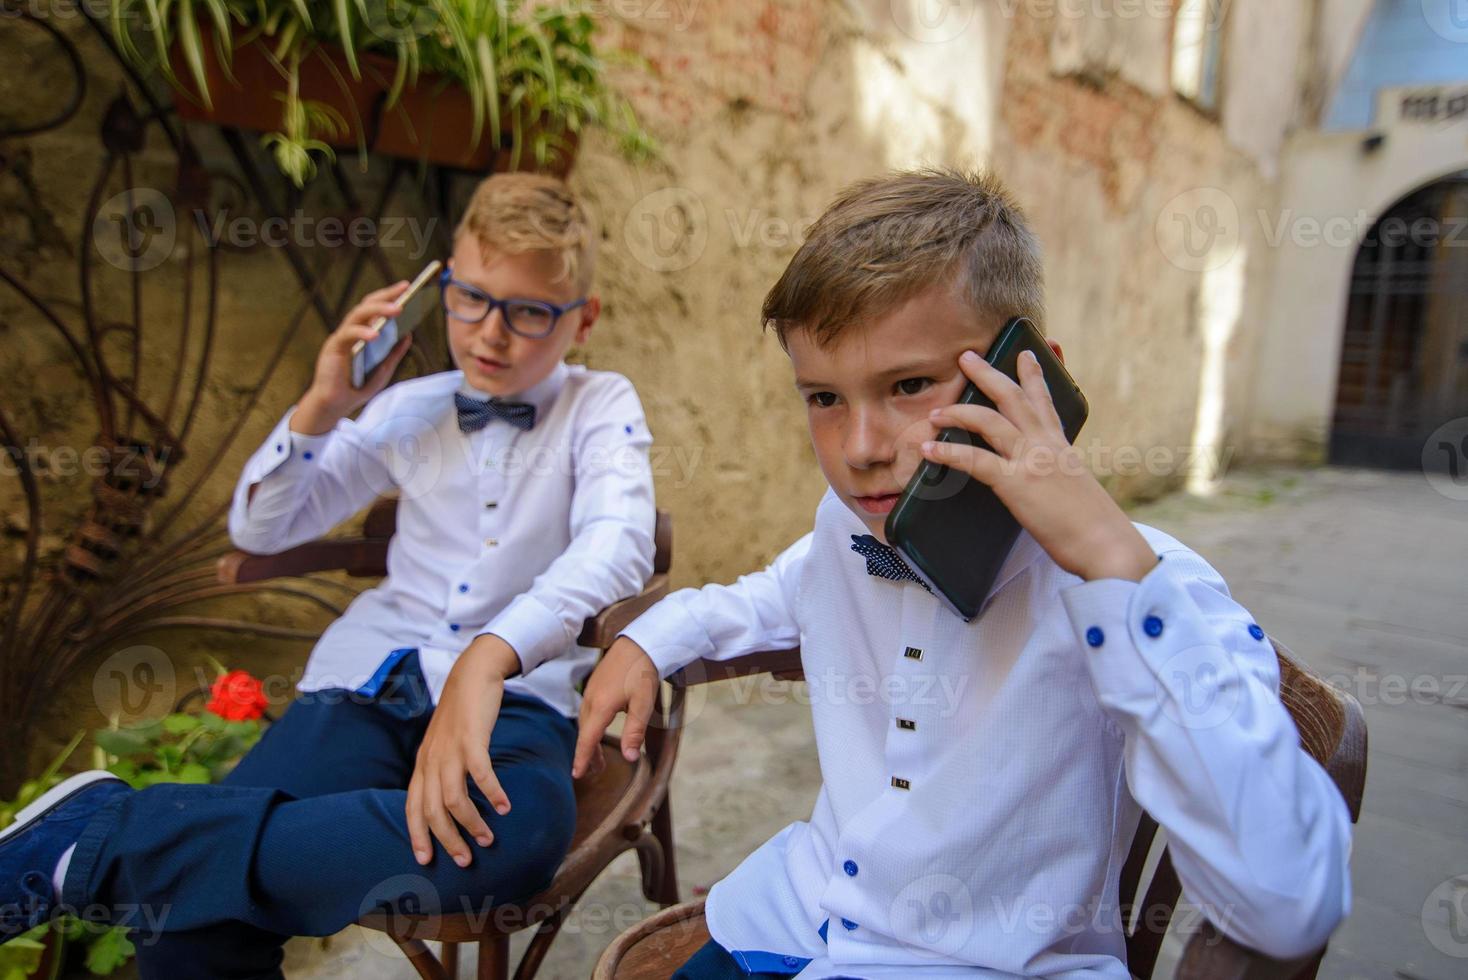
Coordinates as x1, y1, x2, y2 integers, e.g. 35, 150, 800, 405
206, 670, 269, 722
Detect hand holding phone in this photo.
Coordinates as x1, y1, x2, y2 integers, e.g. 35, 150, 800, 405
885, 317, 1090, 620
887, 317, 1158, 619
290, 264, 437, 436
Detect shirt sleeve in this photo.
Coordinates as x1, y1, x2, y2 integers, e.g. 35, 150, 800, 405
226, 397, 397, 555
619, 532, 811, 680
479, 374, 658, 676
1060, 547, 1352, 961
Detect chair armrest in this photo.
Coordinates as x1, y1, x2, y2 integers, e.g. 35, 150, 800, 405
217, 538, 391, 584
1176, 921, 1321, 980
578, 573, 671, 649
669, 648, 804, 687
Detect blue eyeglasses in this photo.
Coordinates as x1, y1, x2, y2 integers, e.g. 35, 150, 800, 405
439, 268, 588, 339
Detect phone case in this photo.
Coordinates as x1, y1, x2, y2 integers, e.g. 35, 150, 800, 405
351, 259, 442, 388
884, 317, 1089, 621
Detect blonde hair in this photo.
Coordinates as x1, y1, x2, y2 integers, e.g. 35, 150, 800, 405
762, 168, 1044, 347
453, 173, 596, 291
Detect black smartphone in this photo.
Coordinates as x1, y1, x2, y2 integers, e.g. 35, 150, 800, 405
350, 259, 442, 388
884, 316, 1089, 621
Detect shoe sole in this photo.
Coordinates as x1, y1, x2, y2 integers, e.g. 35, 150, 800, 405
0, 771, 125, 846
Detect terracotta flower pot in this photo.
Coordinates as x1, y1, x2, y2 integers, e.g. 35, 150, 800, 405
168, 27, 391, 151
374, 76, 578, 175
167, 25, 580, 176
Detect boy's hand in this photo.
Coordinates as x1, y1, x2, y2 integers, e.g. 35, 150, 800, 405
573, 637, 660, 780
406, 634, 519, 867
292, 281, 414, 435
921, 349, 1157, 584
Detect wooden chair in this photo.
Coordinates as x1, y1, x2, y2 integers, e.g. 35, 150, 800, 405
592, 639, 1367, 980
217, 497, 683, 980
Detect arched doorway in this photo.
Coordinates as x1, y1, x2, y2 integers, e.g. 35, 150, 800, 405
1330, 171, 1468, 470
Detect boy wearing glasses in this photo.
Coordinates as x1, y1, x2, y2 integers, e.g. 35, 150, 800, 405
0, 174, 656, 979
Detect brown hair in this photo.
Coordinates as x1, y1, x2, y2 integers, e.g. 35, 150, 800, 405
762, 168, 1044, 347
453, 172, 596, 291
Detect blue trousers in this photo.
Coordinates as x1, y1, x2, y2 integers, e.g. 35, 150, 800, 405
62, 651, 577, 980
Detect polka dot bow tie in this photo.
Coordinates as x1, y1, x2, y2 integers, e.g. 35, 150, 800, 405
849, 534, 932, 593
454, 392, 536, 433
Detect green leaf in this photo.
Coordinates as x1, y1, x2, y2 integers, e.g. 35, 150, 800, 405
0, 927, 47, 980
162, 714, 201, 735
176, 0, 213, 109
93, 729, 150, 758
83, 926, 135, 975
476, 33, 500, 145
333, 0, 359, 77
176, 762, 213, 784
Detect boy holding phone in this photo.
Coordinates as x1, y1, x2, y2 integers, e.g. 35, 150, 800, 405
575, 169, 1352, 978
0, 173, 656, 978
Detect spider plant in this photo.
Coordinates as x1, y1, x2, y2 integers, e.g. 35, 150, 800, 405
103, 0, 655, 185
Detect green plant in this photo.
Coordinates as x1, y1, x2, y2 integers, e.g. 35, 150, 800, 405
104, 0, 656, 185
0, 669, 267, 978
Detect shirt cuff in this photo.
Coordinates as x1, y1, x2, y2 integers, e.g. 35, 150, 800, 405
480, 593, 572, 677
1061, 554, 1242, 722
248, 407, 336, 482
619, 598, 718, 680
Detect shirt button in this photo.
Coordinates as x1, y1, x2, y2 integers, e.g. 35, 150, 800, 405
485, 501, 498, 509
781, 955, 801, 968
302, 450, 314, 461
1086, 626, 1105, 648
449, 623, 461, 632
275, 443, 284, 453
458, 583, 469, 594
1143, 615, 1164, 638
1248, 623, 1266, 641
484, 538, 498, 548
841, 918, 858, 931
843, 860, 858, 877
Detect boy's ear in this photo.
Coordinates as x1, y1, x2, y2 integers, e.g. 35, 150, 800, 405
574, 296, 601, 345
1047, 339, 1064, 365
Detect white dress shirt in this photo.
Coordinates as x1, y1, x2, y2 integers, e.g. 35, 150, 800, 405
228, 362, 656, 717
621, 489, 1351, 978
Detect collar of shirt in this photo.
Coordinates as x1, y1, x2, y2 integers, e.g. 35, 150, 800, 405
454, 360, 570, 417
822, 487, 1048, 616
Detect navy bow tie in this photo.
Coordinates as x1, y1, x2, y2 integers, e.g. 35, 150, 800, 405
454, 392, 536, 433
850, 534, 931, 592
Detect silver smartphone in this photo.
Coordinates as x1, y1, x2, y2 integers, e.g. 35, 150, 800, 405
350, 259, 442, 388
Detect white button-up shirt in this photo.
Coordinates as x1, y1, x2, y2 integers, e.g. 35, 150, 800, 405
228, 362, 656, 716
622, 489, 1351, 978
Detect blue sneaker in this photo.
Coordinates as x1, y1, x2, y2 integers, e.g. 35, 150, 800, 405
0, 771, 130, 944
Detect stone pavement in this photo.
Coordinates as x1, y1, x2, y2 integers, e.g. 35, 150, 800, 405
287, 466, 1468, 980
